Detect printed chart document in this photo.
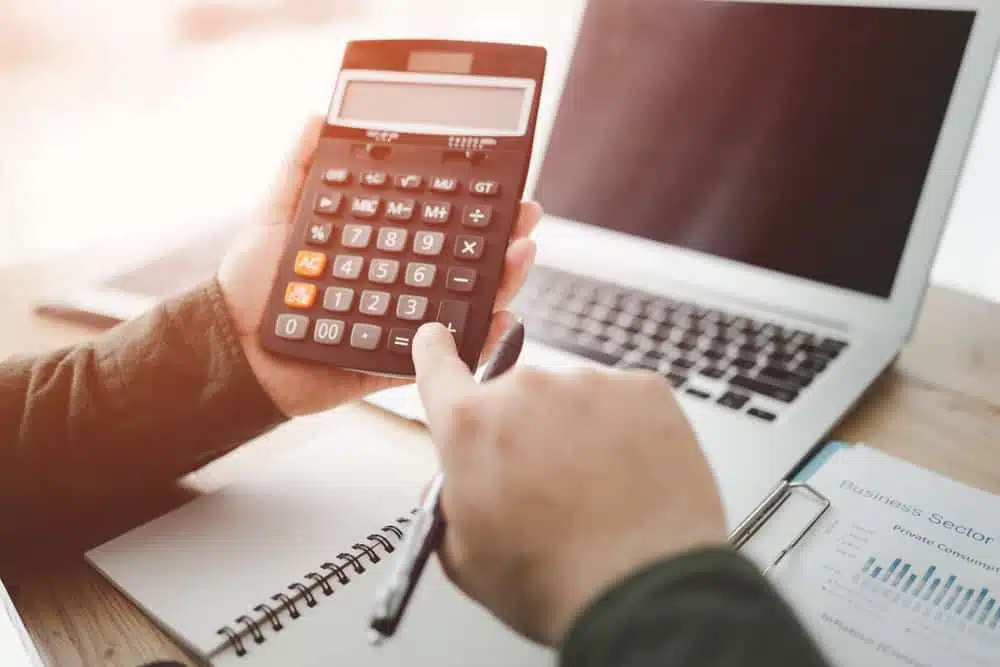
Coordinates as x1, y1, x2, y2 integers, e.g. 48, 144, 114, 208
748, 445, 1000, 667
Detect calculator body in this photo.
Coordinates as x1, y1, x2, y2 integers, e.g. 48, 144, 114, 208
259, 39, 546, 377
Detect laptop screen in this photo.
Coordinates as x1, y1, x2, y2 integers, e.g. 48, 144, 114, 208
533, 0, 976, 298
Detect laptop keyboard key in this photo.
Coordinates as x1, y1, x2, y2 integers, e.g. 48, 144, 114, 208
699, 366, 726, 380
718, 392, 750, 410
747, 407, 777, 422
758, 365, 812, 388
729, 375, 798, 403
685, 388, 711, 400
666, 372, 687, 389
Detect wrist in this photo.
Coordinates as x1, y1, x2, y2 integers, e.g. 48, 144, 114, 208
544, 525, 728, 646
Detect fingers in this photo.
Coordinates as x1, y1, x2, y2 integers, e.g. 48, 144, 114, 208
412, 322, 478, 430
494, 237, 536, 312
265, 115, 325, 225
512, 200, 543, 240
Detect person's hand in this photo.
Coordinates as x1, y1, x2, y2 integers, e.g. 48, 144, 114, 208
412, 323, 728, 646
217, 116, 542, 416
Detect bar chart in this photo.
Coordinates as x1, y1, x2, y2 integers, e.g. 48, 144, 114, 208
856, 556, 1000, 630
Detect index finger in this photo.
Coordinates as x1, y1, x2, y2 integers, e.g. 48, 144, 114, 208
412, 322, 479, 431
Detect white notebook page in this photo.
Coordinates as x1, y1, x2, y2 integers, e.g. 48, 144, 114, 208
87, 405, 552, 666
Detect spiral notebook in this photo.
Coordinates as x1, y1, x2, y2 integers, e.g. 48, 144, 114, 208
85, 407, 552, 667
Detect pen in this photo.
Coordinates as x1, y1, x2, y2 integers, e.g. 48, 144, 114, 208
368, 320, 526, 644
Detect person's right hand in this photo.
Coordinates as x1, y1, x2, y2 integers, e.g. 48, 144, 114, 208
412, 323, 729, 647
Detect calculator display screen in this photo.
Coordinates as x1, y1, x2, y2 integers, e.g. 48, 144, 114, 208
337, 80, 528, 134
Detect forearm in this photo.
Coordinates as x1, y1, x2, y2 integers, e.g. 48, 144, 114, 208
0, 279, 286, 538
561, 548, 829, 667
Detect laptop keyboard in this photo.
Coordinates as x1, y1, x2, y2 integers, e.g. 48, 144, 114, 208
511, 266, 849, 422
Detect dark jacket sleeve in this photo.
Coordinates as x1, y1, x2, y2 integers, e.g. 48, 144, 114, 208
0, 279, 287, 541
560, 548, 830, 667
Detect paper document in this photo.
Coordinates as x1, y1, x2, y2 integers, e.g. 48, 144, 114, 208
0, 581, 44, 667
750, 445, 1000, 667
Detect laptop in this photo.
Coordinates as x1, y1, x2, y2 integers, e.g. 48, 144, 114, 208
37, 0, 1000, 527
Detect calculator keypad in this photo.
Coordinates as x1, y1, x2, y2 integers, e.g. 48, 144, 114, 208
266, 148, 519, 376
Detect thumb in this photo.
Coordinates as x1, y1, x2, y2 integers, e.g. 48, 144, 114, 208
412, 323, 478, 432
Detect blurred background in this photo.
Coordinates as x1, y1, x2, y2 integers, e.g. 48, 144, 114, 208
0, 0, 997, 303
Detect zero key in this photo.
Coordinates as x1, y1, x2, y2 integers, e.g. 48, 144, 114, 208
436, 300, 469, 345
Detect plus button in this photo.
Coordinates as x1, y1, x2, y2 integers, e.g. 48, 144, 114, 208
436, 301, 469, 346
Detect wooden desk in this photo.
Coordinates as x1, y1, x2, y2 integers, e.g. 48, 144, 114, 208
2, 263, 1000, 666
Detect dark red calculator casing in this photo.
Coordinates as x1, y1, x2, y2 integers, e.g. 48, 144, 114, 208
260, 40, 546, 377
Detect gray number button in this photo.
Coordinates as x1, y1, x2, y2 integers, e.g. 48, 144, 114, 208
413, 231, 445, 256
405, 263, 437, 289
332, 255, 363, 280
396, 295, 429, 321
350, 323, 382, 350
275, 314, 309, 340
313, 319, 345, 345
369, 259, 400, 284
377, 227, 408, 253
323, 286, 354, 312
342, 224, 373, 248
359, 290, 391, 316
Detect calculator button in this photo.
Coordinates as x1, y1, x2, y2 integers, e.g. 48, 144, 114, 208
275, 314, 309, 340
388, 328, 416, 355
350, 196, 380, 218
462, 205, 493, 228
306, 222, 334, 246
284, 282, 317, 308
313, 319, 345, 345
323, 168, 351, 185
405, 263, 437, 288
431, 176, 459, 194
422, 202, 452, 225
332, 255, 364, 280
455, 235, 485, 260
361, 171, 389, 188
377, 227, 408, 253
385, 199, 416, 222
436, 300, 469, 345
396, 295, 429, 321
293, 250, 327, 278
369, 259, 400, 284
350, 323, 382, 350
342, 224, 373, 249
315, 193, 343, 215
323, 287, 354, 312
395, 174, 424, 191
447, 267, 478, 293
413, 231, 445, 256
359, 290, 391, 316
470, 180, 501, 197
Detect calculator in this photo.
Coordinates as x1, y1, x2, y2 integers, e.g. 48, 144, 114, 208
259, 39, 547, 377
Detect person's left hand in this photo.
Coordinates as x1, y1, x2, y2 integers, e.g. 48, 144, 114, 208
218, 116, 542, 416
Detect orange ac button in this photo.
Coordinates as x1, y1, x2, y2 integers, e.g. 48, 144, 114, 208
294, 250, 327, 277
284, 282, 318, 308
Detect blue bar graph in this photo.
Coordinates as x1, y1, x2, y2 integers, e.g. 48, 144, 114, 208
861, 556, 998, 630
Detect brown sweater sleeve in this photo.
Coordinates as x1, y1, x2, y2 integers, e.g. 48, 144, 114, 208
0, 279, 287, 541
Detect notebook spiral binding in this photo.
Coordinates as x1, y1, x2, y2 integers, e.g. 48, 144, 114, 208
216, 511, 416, 658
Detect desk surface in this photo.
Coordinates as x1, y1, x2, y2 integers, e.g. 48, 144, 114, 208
2, 262, 1000, 666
